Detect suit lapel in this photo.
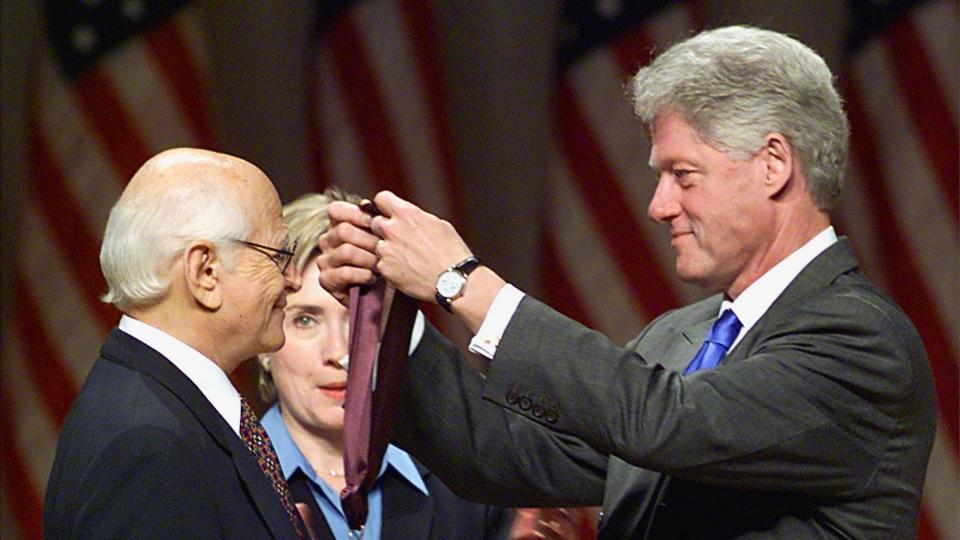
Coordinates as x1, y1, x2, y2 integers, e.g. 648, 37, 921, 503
770, 238, 858, 308
229, 439, 300, 539
100, 330, 297, 539
722, 238, 859, 367
676, 318, 714, 370
288, 471, 336, 540
101, 329, 236, 451
381, 462, 433, 540
669, 297, 722, 372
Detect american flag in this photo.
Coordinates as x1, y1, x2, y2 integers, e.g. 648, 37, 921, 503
838, 1, 958, 538
307, 0, 465, 338
542, 3, 705, 537
308, 0, 463, 229
544, 0, 707, 347
547, 1, 957, 540
3, 1, 956, 539
0, 1, 214, 538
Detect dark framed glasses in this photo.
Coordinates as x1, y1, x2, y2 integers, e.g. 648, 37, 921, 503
233, 239, 297, 274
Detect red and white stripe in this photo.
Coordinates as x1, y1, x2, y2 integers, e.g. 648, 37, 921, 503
1, 6, 214, 539
838, 2, 958, 538
544, 2, 706, 343
308, 0, 464, 335
309, 0, 461, 224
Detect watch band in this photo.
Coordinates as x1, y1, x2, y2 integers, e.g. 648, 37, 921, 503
453, 256, 482, 276
435, 256, 482, 312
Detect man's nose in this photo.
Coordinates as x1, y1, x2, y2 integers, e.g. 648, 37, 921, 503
284, 265, 302, 292
647, 177, 681, 223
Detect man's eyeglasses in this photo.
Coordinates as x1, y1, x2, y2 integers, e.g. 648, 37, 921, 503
232, 239, 297, 274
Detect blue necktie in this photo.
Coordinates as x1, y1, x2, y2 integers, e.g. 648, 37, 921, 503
684, 309, 743, 374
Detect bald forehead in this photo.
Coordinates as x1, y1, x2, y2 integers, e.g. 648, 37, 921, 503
122, 148, 277, 204
149, 147, 233, 169
132, 148, 258, 186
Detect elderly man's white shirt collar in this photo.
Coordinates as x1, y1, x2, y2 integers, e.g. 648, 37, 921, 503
118, 315, 242, 436
725, 226, 838, 350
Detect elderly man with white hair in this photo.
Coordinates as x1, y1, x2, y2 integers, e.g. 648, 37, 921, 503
44, 148, 307, 539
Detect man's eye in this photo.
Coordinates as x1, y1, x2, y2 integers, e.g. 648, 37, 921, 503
674, 169, 697, 187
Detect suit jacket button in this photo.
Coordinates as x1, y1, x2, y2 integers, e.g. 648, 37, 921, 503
532, 404, 545, 418
545, 409, 559, 423
506, 390, 519, 405
519, 397, 532, 410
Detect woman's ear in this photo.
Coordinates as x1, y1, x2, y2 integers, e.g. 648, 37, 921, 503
184, 242, 223, 310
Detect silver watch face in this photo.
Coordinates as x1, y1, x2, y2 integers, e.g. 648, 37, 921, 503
437, 270, 466, 298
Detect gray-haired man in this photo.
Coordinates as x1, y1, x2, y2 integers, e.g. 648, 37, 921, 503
316, 27, 936, 539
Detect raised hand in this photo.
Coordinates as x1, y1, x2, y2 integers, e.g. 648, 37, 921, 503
315, 200, 380, 305
366, 191, 473, 303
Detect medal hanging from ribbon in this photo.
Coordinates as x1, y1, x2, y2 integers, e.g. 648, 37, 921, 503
340, 201, 418, 535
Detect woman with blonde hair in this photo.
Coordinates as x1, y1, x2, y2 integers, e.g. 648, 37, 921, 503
258, 188, 513, 539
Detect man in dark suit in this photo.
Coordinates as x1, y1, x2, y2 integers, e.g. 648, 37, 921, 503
44, 148, 306, 539
315, 26, 937, 538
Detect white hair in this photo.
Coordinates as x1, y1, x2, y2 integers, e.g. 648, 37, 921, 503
99, 180, 251, 311
630, 26, 849, 208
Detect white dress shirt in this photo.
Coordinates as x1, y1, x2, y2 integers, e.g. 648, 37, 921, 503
468, 226, 838, 359
724, 226, 838, 350
118, 315, 243, 436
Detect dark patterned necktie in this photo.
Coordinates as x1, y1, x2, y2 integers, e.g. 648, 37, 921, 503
684, 309, 743, 374
239, 396, 309, 539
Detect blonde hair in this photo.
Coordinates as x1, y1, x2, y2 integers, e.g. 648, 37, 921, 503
258, 186, 362, 402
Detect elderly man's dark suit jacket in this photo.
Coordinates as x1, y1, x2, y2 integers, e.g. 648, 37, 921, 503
44, 329, 299, 539
394, 239, 936, 539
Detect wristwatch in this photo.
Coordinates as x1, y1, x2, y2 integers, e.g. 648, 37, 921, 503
435, 256, 482, 312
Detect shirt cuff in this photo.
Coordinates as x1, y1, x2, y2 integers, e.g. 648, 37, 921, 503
409, 310, 425, 356
468, 284, 525, 359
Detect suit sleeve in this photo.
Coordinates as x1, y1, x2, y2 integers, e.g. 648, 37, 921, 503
482, 290, 934, 498
393, 323, 608, 507
74, 426, 222, 539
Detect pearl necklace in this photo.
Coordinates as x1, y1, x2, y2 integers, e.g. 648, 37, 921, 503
323, 469, 344, 477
